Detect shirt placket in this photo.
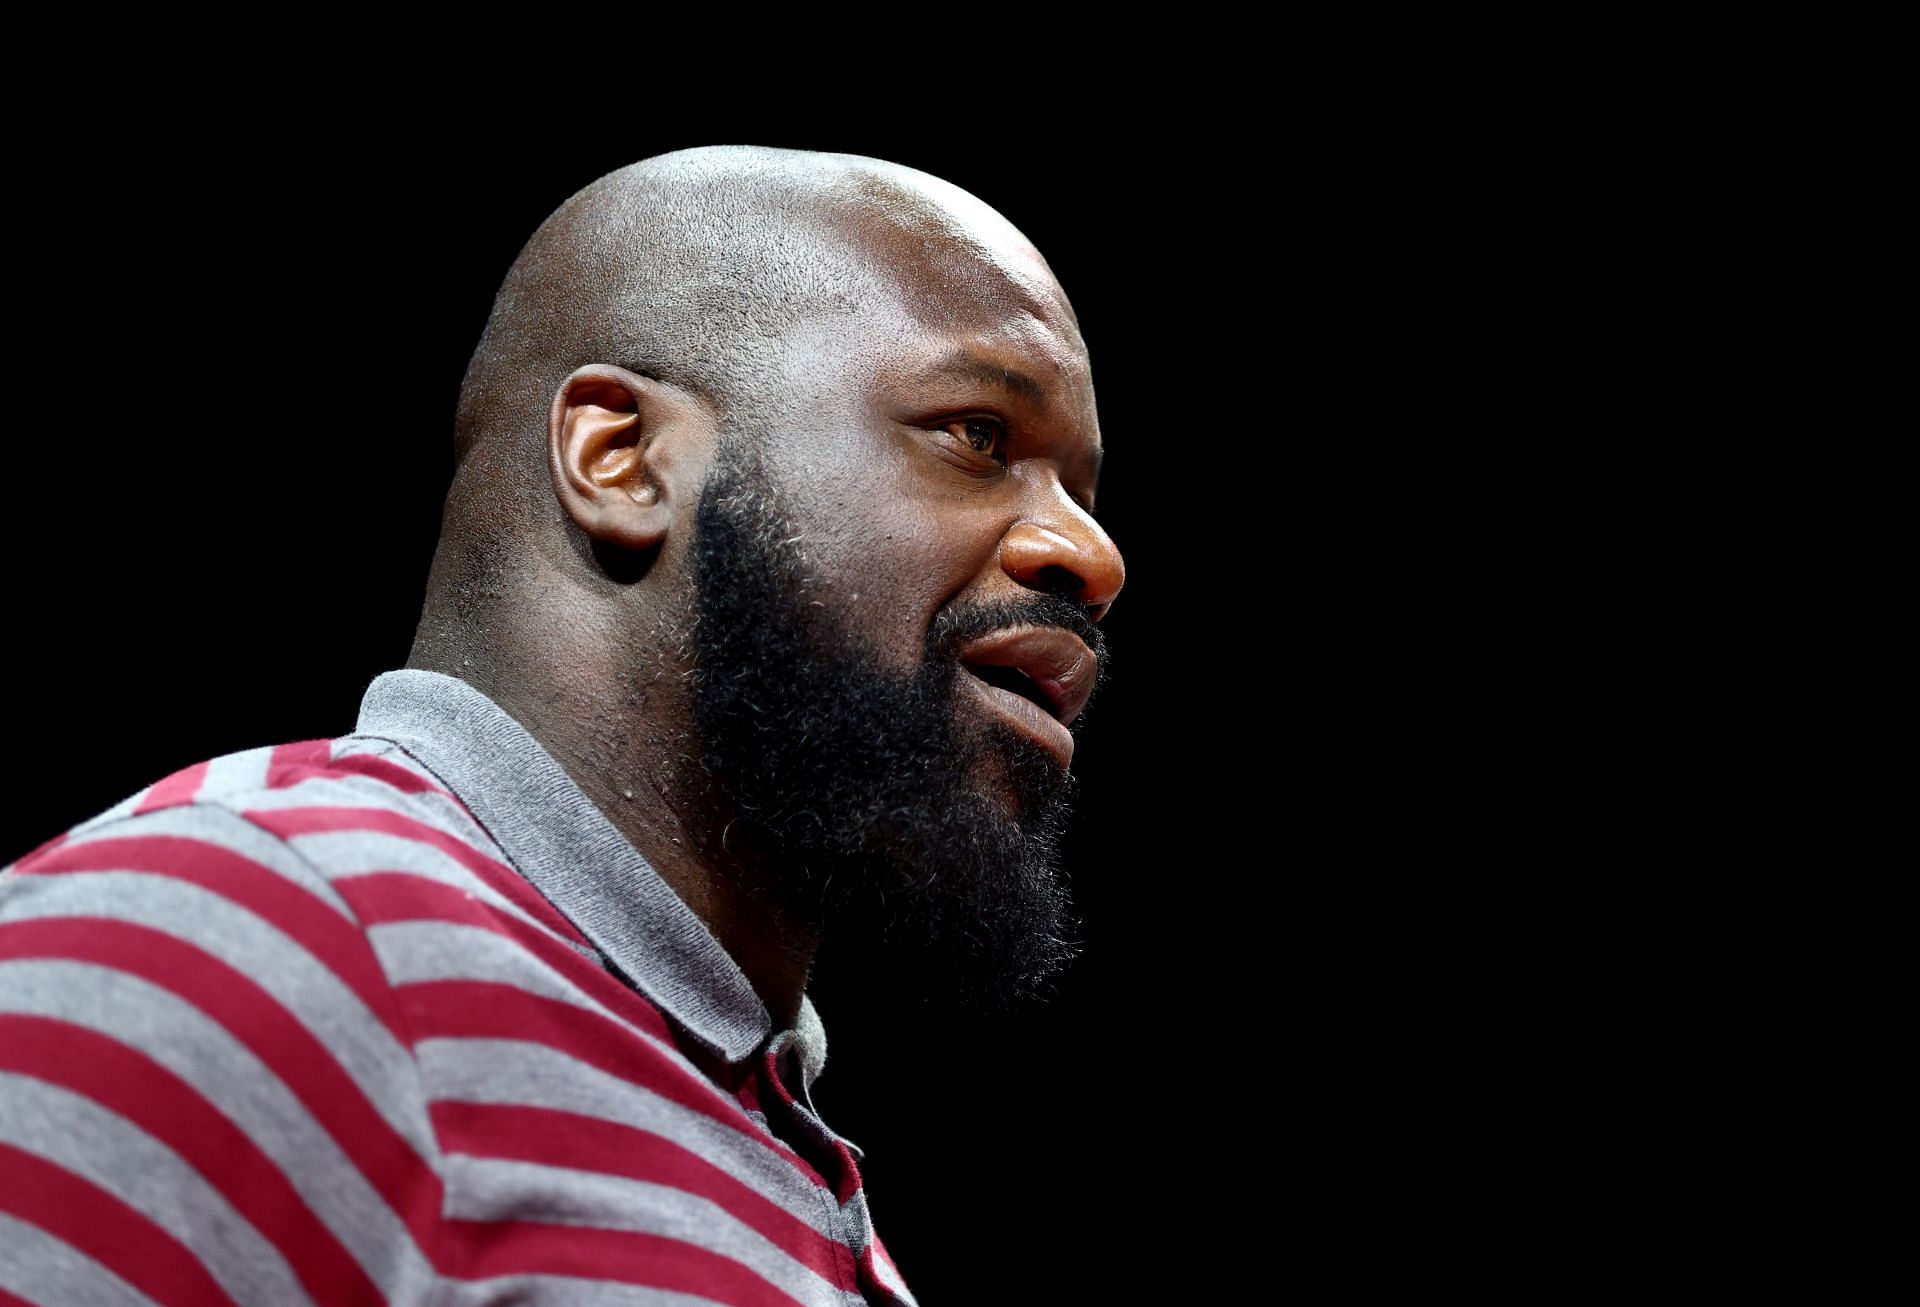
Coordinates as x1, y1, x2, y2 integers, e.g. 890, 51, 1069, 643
755, 1028, 914, 1307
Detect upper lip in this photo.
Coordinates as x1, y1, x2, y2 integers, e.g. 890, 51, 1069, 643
955, 625, 1099, 727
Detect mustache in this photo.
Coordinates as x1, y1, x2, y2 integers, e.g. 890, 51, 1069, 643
928, 593, 1111, 684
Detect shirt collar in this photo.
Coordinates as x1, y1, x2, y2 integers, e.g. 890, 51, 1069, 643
351, 668, 826, 1089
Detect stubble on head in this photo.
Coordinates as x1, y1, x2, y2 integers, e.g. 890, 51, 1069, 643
685, 431, 1106, 1011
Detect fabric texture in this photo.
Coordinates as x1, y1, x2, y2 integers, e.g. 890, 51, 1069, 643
0, 668, 916, 1307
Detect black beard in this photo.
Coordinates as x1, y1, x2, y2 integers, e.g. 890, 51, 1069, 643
688, 436, 1108, 1010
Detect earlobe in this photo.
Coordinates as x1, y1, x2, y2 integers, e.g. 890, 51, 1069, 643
548, 364, 708, 553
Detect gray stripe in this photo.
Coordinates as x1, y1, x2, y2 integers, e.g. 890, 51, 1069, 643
417, 1038, 839, 1237
443, 1154, 838, 1304
0, 1210, 161, 1307
312, 830, 612, 970
235, 770, 474, 828
0, 1071, 317, 1307
369, 919, 613, 1014
200, 744, 274, 800
353, 670, 790, 1067
835, 1191, 920, 1304
0, 867, 434, 1162
296, 828, 563, 930
219, 740, 507, 879
330, 736, 511, 853
838, 1188, 873, 1255
869, 1242, 919, 1307
49, 801, 359, 922
0, 959, 440, 1304
432, 1274, 728, 1307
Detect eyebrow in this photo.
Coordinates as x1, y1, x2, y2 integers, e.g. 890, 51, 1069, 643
918, 350, 1050, 404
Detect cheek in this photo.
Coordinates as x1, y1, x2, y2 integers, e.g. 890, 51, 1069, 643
867, 482, 1016, 625
757, 423, 1007, 660
822, 507, 978, 675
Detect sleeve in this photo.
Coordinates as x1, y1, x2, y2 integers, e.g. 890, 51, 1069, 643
0, 801, 445, 1307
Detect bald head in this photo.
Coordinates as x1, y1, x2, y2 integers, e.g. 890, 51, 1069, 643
453, 146, 1072, 493
415, 145, 1086, 682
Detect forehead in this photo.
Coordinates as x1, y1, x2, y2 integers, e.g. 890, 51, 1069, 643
838, 171, 1085, 341
792, 194, 1100, 434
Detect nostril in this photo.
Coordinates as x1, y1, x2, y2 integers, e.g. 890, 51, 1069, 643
1030, 564, 1083, 600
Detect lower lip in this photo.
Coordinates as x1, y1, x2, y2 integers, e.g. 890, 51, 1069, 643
960, 669, 1075, 768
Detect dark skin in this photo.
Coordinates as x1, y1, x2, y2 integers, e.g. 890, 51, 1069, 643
410, 166, 1123, 1029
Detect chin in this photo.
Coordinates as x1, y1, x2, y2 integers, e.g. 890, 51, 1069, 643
965, 740, 1034, 812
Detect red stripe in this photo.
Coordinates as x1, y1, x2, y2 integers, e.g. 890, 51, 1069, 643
16, 831, 408, 1044
432, 1100, 850, 1281
441, 1217, 804, 1307
324, 751, 455, 797
135, 760, 211, 814
269, 746, 457, 800
759, 1050, 861, 1202
338, 871, 672, 1045
831, 1142, 863, 1206
0, 917, 445, 1248
0, 1289, 37, 1307
396, 979, 827, 1190
0, 1014, 388, 1307
7, 829, 69, 867
244, 805, 588, 946
688, 1038, 756, 1098
264, 740, 335, 789
0, 1140, 243, 1307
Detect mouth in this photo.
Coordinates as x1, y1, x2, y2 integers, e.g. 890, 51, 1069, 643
955, 625, 1098, 768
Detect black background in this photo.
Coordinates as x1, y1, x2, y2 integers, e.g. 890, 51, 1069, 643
3, 108, 1589, 1298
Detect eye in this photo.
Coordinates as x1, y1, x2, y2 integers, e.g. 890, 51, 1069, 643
940, 416, 1010, 467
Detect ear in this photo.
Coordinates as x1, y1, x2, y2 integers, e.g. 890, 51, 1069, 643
547, 363, 717, 553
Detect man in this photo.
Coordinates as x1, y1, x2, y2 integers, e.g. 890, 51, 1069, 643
0, 145, 1122, 1306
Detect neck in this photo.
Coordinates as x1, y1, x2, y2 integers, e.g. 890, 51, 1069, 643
561, 734, 819, 1031
406, 632, 819, 1032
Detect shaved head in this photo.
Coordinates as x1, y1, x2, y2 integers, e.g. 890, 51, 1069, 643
417, 146, 1083, 681
446, 146, 1070, 544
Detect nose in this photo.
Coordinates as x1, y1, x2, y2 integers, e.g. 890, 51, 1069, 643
997, 488, 1126, 622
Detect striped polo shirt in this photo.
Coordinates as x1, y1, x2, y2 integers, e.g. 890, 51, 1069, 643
0, 668, 917, 1307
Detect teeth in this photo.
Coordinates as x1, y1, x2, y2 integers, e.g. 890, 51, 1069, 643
968, 664, 1054, 716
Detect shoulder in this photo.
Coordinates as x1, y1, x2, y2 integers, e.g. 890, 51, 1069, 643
0, 727, 578, 1041
0, 731, 472, 1062
10, 732, 510, 910
0, 737, 453, 1304
5, 729, 611, 1069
